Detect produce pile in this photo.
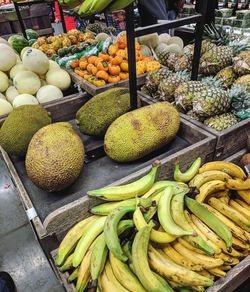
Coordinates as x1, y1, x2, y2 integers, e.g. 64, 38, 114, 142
140, 24, 250, 131
0, 39, 71, 117
8, 29, 39, 53
55, 159, 250, 291
215, 8, 250, 28
71, 34, 161, 86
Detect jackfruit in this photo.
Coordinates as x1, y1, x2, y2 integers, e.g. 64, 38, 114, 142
104, 102, 180, 162
0, 105, 51, 156
76, 87, 130, 137
25, 122, 84, 192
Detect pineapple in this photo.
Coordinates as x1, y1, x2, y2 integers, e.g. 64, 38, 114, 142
186, 110, 206, 123
204, 113, 238, 131
86, 23, 102, 34
140, 85, 151, 96
235, 74, 250, 92
216, 66, 236, 88
229, 84, 250, 119
166, 53, 182, 71
192, 88, 230, 117
174, 81, 208, 111
233, 51, 250, 76
145, 68, 172, 93
201, 76, 224, 88
157, 71, 190, 102
174, 55, 192, 72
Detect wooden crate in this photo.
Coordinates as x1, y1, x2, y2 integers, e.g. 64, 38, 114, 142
139, 92, 250, 160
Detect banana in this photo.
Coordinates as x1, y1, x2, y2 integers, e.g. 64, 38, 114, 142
108, 0, 134, 12
109, 252, 146, 292
91, 220, 134, 281
220, 265, 232, 271
229, 199, 250, 221
59, 254, 73, 272
171, 241, 223, 269
229, 257, 240, 266
232, 236, 249, 251
122, 241, 134, 272
226, 178, 250, 190
197, 270, 215, 281
79, 0, 113, 16
90, 197, 152, 216
143, 204, 157, 222
218, 196, 230, 204
133, 204, 176, 243
185, 197, 232, 249
104, 206, 135, 262
195, 180, 226, 203
162, 244, 203, 271
76, 246, 93, 292
68, 267, 79, 282
235, 199, 250, 211
73, 216, 107, 268
132, 225, 172, 292
207, 268, 226, 278
177, 237, 206, 254
148, 245, 214, 287
158, 186, 193, 236
189, 170, 231, 188
208, 197, 250, 231
237, 190, 250, 205
56, 215, 98, 266
203, 203, 249, 243
88, 161, 160, 201
174, 157, 202, 183
214, 252, 233, 264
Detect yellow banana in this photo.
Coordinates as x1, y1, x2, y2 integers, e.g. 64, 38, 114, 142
229, 199, 250, 221
214, 252, 233, 264
88, 161, 160, 201
203, 203, 249, 243
232, 236, 249, 251
174, 157, 202, 183
208, 197, 250, 232
162, 244, 203, 271
73, 216, 107, 267
197, 270, 215, 281
148, 245, 214, 287
109, 252, 146, 292
133, 205, 176, 243
237, 190, 250, 205
207, 267, 226, 278
108, 0, 135, 12
59, 254, 73, 272
195, 180, 226, 203
226, 178, 250, 190
235, 199, 250, 211
229, 257, 240, 266
198, 161, 246, 179
75, 246, 92, 292
177, 237, 206, 255
56, 215, 97, 266
189, 170, 231, 188
68, 267, 79, 282
218, 196, 230, 205
220, 265, 232, 271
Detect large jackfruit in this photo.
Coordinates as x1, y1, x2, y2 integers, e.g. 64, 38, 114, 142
0, 105, 51, 156
25, 122, 84, 192
76, 87, 130, 137
104, 102, 180, 162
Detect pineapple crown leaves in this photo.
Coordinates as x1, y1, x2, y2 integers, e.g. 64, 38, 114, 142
174, 70, 191, 80
203, 22, 231, 46
229, 84, 250, 106
228, 39, 250, 55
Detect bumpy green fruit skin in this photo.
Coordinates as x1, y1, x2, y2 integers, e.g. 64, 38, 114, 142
104, 102, 180, 162
25, 122, 84, 192
76, 88, 130, 137
0, 105, 51, 156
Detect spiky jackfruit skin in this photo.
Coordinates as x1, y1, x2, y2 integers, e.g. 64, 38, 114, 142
25, 122, 84, 192
0, 105, 51, 156
76, 88, 130, 137
104, 102, 180, 162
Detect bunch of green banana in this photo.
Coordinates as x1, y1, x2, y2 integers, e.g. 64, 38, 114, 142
107, 0, 135, 12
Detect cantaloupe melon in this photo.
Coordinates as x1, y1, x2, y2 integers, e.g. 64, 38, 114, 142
22, 48, 49, 75
36, 85, 63, 104
13, 94, 38, 108
13, 71, 41, 95
0, 72, 9, 92
0, 45, 16, 71
46, 69, 71, 91
6, 86, 19, 104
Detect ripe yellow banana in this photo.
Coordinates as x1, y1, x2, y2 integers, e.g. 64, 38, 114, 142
218, 196, 230, 205
228, 257, 240, 266
235, 199, 250, 211
195, 180, 226, 203
220, 265, 232, 271
237, 190, 250, 205
226, 178, 250, 190
203, 203, 249, 243
198, 161, 246, 179
185, 197, 233, 249
108, 0, 135, 12
232, 236, 249, 251
229, 199, 250, 221
214, 252, 233, 264
208, 197, 250, 232
197, 270, 215, 281
189, 170, 231, 188
148, 245, 214, 287
73, 216, 106, 268
59, 254, 73, 272
177, 237, 206, 255
88, 161, 160, 201
109, 252, 146, 292
56, 215, 97, 266
162, 244, 203, 271
174, 157, 202, 183
158, 186, 193, 236
133, 205, 176, 243
68, 267, 79, 282
171, 241, 223, 269
207, 267, 226, 278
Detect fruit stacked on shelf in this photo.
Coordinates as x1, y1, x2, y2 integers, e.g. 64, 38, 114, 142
56, 158, 250, 291
0, 41, 71, 116
71, 34, 161, 87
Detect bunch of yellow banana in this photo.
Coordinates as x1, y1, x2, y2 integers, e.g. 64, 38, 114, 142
55, 159, 250, 291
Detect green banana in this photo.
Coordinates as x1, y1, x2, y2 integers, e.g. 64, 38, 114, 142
59, 254, 73, 272
132, 225, 172, 292
90, 219, 134, 281
185, 197, 232, 250
104, 206, 135, 262
174, 157, 202, 183
68, 267, 79, 282
122, 241, 134, 272
90, 197, 152, 216
108, 0, 135, 12
79, 0, 113, 16
73, 216, 107, 268
158, 186, 194, 236
59, 0, 82, 9
87, 161, 160, 201
56, 215, 97, 266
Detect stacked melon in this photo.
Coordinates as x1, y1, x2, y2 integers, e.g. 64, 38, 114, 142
0, 37, 71, 116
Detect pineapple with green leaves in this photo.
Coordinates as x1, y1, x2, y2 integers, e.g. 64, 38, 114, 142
216, 66, 236, 88
204, 113, 238, 131
233, 51, 250, 76
229, 84, 250, 120
192, 88, 230, 117
235, 74, 250, 92
145, 67, 172, 94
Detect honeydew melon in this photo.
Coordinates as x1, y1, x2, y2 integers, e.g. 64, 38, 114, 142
13, 94, 38, 108
0, 99, 13, 115
20, 47, 31, 59
13, 71, 41, 95
46, 69, 71, 91
0, 72, 9, 92
0, 93, 6, 100
167, 36, 184, 49
36, 85, 63, 104
0, 37, 10, 47
0, 45, 16, 71
138, 33, 159, 49
158, 33, 171, 45
9, 64, 26, 79
6, 86, 19, 104
49, 60, 60, 71
22, 48, 49, 75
